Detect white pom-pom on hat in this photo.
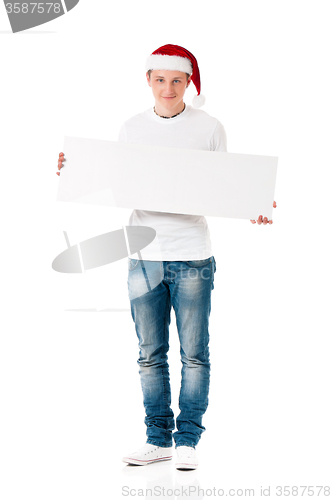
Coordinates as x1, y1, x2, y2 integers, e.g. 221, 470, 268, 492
192, 94, 206, 108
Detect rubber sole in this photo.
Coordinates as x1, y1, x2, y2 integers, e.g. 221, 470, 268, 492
175, 462, 198, 470
122, 455, 172, 466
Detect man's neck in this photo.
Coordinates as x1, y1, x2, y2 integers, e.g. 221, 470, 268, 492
154, 100, 185, 118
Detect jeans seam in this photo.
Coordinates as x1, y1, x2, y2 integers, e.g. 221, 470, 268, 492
210, 259, 212, 289
161, 290, 169, 446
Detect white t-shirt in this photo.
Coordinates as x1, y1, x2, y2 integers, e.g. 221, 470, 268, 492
118, 104, 227, 261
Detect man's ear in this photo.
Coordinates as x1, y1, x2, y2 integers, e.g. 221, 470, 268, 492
146, 72, 151, 87
186, 76, 192, 88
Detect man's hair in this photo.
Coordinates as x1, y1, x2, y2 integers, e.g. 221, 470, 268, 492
147, 69, 190, 80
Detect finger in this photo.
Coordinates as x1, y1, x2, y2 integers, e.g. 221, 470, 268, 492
263, 217, 268, 225
59, 152, 64, 157
269, 220, 273, 224
58, 162, 63, 170
273, 201, 277, 208
257, 215, 263, 224
250, 220, 256, 224
56, 172, 60, 176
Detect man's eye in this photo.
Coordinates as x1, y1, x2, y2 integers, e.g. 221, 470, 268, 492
174, 80, 180, 83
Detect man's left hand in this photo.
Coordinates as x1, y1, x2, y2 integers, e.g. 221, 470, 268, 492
250, 201, 277, 225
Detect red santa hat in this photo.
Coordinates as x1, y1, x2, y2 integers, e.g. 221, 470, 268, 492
145, 44, 206, 109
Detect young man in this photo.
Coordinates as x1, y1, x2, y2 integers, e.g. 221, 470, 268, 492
56, 44, 275, 470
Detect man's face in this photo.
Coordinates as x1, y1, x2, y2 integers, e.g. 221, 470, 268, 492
147, 70, 191, 114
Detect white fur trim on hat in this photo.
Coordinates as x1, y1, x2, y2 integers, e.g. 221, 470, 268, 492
146, 54, 193, 74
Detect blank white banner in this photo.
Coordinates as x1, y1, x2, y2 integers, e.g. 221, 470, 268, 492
57, 136, 278, 220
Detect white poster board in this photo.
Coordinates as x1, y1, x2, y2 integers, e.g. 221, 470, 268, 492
57, 136, 278, 220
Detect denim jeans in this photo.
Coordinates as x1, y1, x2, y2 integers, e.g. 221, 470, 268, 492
127, 256, 217, 449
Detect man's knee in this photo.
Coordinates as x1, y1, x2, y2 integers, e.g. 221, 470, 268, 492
180, 347, 210, 367
138, 348, 169, 368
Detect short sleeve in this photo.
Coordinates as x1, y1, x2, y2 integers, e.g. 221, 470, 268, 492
210, 120, 227, 152
118, 123, 127, 142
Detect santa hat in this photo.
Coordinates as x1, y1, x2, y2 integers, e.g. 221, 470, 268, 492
145, 44, 205, 109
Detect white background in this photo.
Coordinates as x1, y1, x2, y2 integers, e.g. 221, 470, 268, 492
1, 1, 331, 498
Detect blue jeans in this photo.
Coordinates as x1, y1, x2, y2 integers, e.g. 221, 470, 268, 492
127, 256, 217, 449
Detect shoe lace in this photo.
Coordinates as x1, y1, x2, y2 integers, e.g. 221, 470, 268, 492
137, 444, 158, 455
177, 446, 195, 457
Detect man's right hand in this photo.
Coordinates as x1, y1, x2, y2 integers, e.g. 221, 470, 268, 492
56, 152, 65, 176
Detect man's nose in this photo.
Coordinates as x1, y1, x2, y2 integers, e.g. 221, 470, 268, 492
165, 82, 174, 93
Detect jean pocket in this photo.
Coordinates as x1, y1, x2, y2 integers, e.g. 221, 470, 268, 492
128, 258, 140, 271
186, 257, 212, 268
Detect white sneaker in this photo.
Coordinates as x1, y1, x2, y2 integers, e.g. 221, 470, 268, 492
175, 446, 198, 470
122, 443, 173, 466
